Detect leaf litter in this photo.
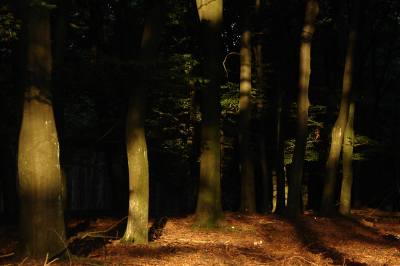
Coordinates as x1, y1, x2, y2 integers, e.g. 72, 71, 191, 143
1, 208, 400, 265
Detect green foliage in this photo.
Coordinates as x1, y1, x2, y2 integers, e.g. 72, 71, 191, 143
0, 5, 21, 42
30, 0, 57, 9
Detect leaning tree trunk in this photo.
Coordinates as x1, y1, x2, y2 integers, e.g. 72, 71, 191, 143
238, 0, 256, 213
193, 0, 225, 227
320, 0, 361, 216
286, 0, 319, 218
124, 0, 164, 244
339, 100, 355, 215
13, 1, 66, 260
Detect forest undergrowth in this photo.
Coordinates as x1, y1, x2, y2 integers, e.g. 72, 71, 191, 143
1, 208, 400, 266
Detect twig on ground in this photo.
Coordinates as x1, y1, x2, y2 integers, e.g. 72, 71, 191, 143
0, 253, 14, 257
17, 257, 28, 266
283, 255, 320, 266
48, 228, 72, 266
44, 253, 58, 266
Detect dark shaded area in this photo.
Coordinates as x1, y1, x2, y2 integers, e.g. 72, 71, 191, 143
148, 217, 168, 241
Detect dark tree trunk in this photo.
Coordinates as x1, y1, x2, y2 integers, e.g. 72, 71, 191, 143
286, 0, 319, 218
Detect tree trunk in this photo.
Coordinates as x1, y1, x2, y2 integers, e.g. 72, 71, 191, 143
193, 0, 225, 227
13, 1, 66, 259
320, 0, 361, 216
286, 0, 319, 218
339, 100, 355, 215
124, 0, 164, 244
270, 1, 287, 215
238, 0, 256, 213
51, 0, 71, 230
254, 0, 270, 214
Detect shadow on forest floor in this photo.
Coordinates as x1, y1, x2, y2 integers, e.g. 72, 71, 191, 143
1, 208, 400, 265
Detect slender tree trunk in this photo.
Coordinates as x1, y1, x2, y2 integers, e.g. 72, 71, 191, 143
186, 65, 200, 208
286, 0, 319, 218
239, 0, 256, 213
320, 0, 361, 216
339, 100, 355, 215
124, 0, 164, 244
271, 1, 287, 215
193, 0, 225, 227
13, 1, 66, 259
254, 0, 270, 214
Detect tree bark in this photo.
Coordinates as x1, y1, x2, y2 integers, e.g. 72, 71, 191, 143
286, 0, 319, 218
193, 0, 225, 227
124, 0, 164, 244
253, 0, 270, 214
13, 1, 66, 259
52, 0, 72, 235
238, 0, 256, 213
339, 100, 355, 215
320, 0, 361, 216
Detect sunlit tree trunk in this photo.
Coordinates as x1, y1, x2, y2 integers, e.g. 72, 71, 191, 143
286, 0, 319, 218
124, 0, 164, 243
320, 0, 361, 216
193, 0, 225, 227
239, 0, 256, 213
339, 100, 355, 215
13, 1, 66, 260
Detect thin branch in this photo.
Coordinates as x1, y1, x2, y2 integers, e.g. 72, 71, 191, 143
223, 52, 240, 77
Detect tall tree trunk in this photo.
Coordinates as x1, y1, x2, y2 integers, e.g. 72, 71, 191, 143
271, 1, 287, 215
186, 65, 200, 209
193, 0, 225, 227
286, 0, 319, 218
124, 0, 164, 244
254, 0, 270, 214
339, 99, 355, 215
13, 1, 66, 259
320, 0, 361, 216
239, 0, 256, 213
52, 0, 72, 235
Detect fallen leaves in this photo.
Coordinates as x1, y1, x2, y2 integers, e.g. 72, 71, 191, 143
1, 209, 400, 265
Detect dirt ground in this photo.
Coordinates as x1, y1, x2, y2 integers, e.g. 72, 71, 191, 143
1, 208, 400, 266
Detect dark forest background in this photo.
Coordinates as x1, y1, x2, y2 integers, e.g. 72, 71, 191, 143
0, 0, 399, 219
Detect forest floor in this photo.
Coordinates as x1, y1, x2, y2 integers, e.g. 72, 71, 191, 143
1, 208, 400, 266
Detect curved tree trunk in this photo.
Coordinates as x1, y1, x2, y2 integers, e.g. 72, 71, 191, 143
239, 0, 256, 213
320, 0, 361, 216
339, 100, 355, 215
193, 0, 225, 227
286, 0, 319, 218
13, 1, 66, 259
124, 0, 164, 244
